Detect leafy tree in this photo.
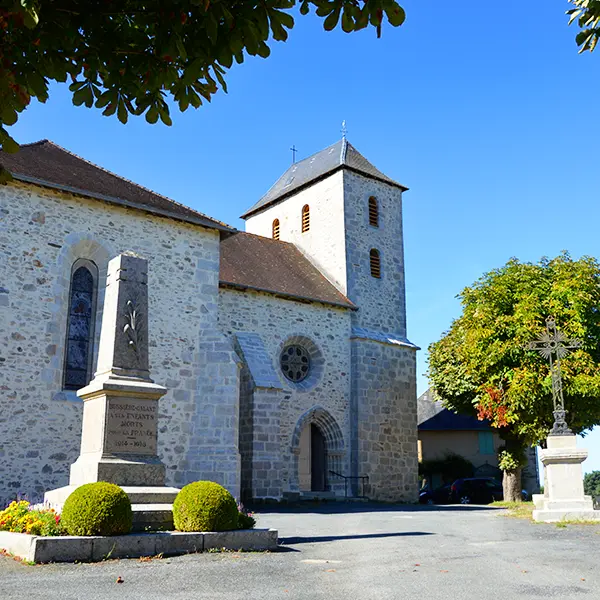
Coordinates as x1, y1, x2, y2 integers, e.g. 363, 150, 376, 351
428, 253, 600, 501
0, 0, 406, 157
568, 0, 600, 53
583, 470, 600, 497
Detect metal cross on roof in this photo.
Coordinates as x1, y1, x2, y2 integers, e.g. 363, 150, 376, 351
525, 316, 582, 436
341, 120, 347, 140
290, 145, 298, 164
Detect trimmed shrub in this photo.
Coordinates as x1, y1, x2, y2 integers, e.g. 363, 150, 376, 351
61, 482, 133, 536
173, 481, 239, 532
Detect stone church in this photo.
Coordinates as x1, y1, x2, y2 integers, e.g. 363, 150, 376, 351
0, 138, 418, 506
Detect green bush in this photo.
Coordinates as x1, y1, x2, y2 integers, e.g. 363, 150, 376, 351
173, 481, 239, 532
584, 471, 600, 497
61, 482, 133, 536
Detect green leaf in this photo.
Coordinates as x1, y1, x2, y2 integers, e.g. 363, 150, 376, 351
324, 8, 341, 31
146, 105, 159, 124
385, 4, 406, 27
117, 98, 128, 124
72, 86, 93, 108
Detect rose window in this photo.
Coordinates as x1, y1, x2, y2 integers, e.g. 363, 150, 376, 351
280, 345, 311, 382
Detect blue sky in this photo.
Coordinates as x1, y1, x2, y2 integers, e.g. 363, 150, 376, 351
9, 1, 600, 472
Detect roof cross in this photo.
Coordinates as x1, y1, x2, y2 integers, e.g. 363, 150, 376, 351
525, 316, 582, 436
341, 120, 347, 140
290, 145, 298, 164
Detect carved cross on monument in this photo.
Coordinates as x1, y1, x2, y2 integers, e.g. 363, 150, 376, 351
526, 316, 582, 436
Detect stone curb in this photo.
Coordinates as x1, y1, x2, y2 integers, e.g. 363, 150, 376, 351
0, 528, 278, 563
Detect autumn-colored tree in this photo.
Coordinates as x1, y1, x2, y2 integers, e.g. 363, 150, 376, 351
0, 0, 406, 160
428, 253, 600, 501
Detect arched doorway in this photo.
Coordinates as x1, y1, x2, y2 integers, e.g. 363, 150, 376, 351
298, 422, 328, 492
292, 406, 344, 494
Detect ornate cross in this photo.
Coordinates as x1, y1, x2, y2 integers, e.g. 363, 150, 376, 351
290, 145, 298, 164
526, 316, 582, 436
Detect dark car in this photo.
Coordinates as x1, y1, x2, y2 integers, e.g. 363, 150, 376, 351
419, 484, 453, 505
449, 478, 504, 504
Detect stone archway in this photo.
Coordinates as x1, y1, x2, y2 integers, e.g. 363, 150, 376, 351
291, 406, 345, 493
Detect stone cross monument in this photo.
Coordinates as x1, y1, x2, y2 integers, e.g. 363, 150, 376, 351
45, 253, 179, 529
527, 317, 600, 522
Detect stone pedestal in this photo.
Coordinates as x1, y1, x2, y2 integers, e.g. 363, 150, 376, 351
45, 253, 179, 530
532, 434, 600, 522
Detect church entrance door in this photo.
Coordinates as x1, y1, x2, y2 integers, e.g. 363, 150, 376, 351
297, 422, 328, 492
311, 423, 327, 492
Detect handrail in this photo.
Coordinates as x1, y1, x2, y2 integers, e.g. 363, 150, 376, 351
329, 470, 369, 499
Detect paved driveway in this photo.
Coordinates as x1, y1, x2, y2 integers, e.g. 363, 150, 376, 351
1, 503, 598, 600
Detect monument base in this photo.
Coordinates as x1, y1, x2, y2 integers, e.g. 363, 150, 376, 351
533, 434, 600, 523
44, 486, 180, 531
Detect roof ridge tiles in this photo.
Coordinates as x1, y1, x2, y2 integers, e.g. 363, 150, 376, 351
30, 140, 230, 229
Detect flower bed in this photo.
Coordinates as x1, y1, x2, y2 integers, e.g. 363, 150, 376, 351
0, 501, 63, 536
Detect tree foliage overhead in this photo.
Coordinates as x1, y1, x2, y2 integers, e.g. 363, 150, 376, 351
568, 0, 600, 53
0, 0, 406, 153
428, 253, 600, 450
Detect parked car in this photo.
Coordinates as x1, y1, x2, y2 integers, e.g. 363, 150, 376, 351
449, 478, 504, 504
419, 484, 453, 505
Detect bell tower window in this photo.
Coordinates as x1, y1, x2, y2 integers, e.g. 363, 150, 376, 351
369, 249, 381, 279
368, 196, 379, 227
301, 204, 310, 233
272, 218, 280, 240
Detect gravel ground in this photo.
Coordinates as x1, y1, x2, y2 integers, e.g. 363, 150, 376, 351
1, 503, 598, 600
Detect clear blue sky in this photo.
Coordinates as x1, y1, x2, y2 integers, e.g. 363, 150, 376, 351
9, 1, 600, 472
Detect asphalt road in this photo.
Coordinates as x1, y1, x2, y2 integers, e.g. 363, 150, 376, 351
1, 503, 598, 600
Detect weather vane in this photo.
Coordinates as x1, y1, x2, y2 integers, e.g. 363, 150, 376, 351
525, 316, 582, 436
341, 120, 347, 140
290, 144, 298, 164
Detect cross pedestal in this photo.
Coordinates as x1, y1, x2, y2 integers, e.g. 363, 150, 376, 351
532, 434, 600, 522
45, 253, 179, 530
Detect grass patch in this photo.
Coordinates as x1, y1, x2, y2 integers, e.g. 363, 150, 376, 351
490, 501, 534, 520
490, 501, 600, 527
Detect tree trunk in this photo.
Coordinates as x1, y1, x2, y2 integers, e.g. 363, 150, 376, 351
503, 468, 522, 502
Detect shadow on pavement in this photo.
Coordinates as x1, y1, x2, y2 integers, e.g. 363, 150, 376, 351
252, 502, 501, 515
279, 531, 434, 545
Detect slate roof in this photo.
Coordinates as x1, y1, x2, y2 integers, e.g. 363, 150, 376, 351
0, 140, 231, 231
219, 231, 355, 309
241, 139, 407, 219
418, 388, 492, 431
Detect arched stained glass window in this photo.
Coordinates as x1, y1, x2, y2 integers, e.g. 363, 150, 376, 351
64, 261, 98, 390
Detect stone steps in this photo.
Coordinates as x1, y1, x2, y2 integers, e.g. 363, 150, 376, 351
131, 503, 174, 532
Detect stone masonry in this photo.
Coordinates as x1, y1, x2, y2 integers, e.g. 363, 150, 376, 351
0, 182, 237, 504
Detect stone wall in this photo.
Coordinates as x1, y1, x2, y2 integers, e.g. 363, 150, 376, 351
351, 336, 418, 502
0, 181, 239, 504
218, 287, 352, 497
343, 171, 407, 337
244, 171, 348, 294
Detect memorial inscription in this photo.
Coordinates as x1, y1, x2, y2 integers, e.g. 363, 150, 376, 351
105, 399, 158, 456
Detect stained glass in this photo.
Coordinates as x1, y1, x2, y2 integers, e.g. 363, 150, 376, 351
64, 266, 95, 389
